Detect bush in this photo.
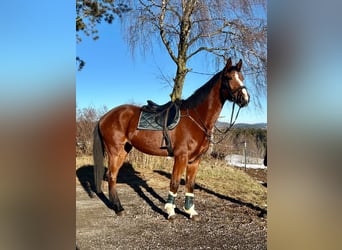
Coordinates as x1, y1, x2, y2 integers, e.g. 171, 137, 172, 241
211, 127, 267, 159
76, 105, 107, 155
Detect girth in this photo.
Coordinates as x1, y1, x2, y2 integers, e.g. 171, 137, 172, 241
138, 100, 181, 156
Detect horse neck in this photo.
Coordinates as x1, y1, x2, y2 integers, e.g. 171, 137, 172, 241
192, 79, 225, 131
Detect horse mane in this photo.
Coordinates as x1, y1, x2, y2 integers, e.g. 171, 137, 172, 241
180, 72, 222, 110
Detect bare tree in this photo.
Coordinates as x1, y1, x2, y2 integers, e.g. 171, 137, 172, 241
119, 0, 266, 103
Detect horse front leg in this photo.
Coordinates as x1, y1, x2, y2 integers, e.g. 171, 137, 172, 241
184, 158, 200, 220
165, 154, 188, 220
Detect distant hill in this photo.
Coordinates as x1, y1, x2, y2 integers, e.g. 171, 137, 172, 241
216, 121, 267, 129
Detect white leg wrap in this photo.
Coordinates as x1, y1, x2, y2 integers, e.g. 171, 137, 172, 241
184, 193, 198, 218
164, 203, 176, 219
165, 191, 177, 219
184, 204, 198, 218
168, 191, 177, 197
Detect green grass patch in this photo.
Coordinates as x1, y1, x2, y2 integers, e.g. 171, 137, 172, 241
196, 158, 267, 208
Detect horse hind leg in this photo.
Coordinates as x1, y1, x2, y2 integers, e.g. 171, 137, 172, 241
107, 147, 128, 215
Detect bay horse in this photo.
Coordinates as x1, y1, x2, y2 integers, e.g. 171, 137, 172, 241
93, 58, 250, 220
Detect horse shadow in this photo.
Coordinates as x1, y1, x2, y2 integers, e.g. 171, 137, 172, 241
76, 165, 101, 198
153, 170, 267, 217
76, 163, 181, 219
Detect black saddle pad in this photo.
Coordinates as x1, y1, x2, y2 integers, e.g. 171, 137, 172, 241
137, 103, 180, 130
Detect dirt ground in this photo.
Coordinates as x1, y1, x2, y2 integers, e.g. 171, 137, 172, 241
76, 165, 267, 249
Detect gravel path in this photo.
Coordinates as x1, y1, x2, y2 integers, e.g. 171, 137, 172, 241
76, 166, 267, 250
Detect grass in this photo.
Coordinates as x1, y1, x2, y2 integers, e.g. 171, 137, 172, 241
196, 157, 267, 208
76, 149, 267, 209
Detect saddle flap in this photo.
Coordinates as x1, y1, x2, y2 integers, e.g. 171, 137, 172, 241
138, 101, 180, 130
154, 104, 177, 127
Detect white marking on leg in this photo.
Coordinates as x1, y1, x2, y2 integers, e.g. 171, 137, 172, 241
165, 203, 176, 219
165, 191, 177, 219
169, 191, 177, 197
184, 193, 198, 218
184, 204, 198, 218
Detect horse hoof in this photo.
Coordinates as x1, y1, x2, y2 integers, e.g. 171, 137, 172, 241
168, 215, 177, 221
190, 215, 201, 221
116, 210, 125, 216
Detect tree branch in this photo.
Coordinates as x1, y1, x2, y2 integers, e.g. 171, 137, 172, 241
159, 0, 178, 63
188, 20, 237, 46
187, 46, 232, 60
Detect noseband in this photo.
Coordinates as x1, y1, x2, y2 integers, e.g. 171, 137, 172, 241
221, 74, 248, 105
212, 74, 249, 143
229, 85, 248, 104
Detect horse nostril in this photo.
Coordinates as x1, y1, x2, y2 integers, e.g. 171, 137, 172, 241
239, 97, 249, 107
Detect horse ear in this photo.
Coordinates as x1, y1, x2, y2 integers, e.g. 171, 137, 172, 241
224, 57, 232, 72
236, 59, 242, 71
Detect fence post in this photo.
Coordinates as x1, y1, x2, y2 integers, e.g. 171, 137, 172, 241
244, 141, 247, 171
207, 127, 214, 155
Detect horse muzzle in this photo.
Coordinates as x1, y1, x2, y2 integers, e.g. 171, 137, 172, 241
236, 87, 250, 108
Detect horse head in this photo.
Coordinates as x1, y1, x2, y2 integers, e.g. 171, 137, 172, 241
221, 57, 250, 107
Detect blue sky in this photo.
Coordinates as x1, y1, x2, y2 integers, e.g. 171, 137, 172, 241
77, 19, 267, 124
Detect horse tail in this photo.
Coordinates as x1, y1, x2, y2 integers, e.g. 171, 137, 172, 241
93, 122, 105, 193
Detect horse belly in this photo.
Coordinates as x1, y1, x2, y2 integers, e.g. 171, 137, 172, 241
130, 130, 169, 157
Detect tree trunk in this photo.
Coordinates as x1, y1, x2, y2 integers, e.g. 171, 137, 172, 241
170, 1, 194, 102
170, 59, 187, 102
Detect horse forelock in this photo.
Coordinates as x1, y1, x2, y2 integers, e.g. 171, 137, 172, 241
226, 65, 240, 73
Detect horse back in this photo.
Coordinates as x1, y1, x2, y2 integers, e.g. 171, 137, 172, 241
99, 104, 141, 142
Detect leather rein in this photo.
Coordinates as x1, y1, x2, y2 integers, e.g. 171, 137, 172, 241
182, 79, 246, 145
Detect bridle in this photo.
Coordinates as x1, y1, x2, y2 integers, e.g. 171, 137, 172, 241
228, 85, 248, 105
183, 73, 248, 144
221, 71, 249, 106
214, 72, 248, 134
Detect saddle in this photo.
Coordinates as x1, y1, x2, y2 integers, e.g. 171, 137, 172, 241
138, 100, 181, 156
145, 100, 173, 113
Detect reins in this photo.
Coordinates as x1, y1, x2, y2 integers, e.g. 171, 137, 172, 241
211, 102, 241, 144
181, 71, 247, 145
214, 85, 247, 132
214, 102, 241, 134
211, 85, 247, 142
